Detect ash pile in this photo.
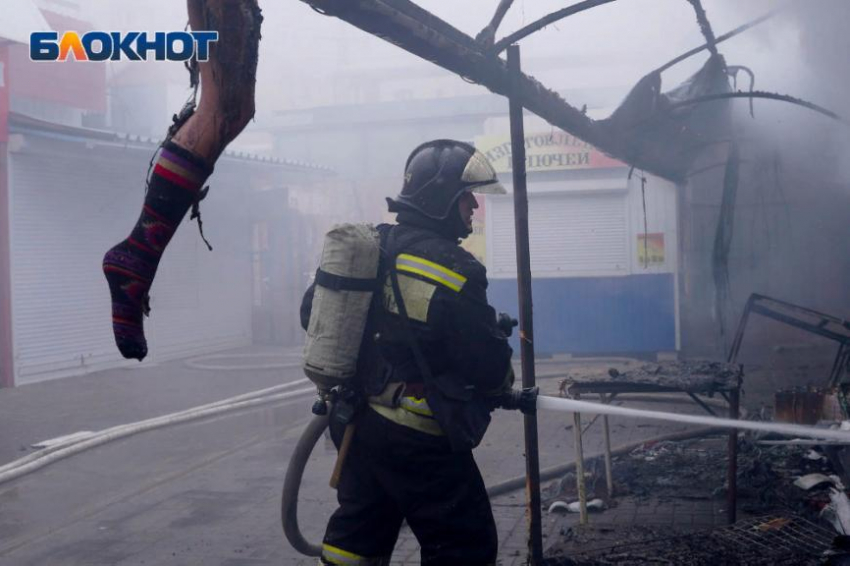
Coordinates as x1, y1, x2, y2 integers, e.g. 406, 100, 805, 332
603, 360, 742, 393
542, 434, 850, 565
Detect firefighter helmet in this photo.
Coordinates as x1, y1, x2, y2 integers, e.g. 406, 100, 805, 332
387, 139, 505, 220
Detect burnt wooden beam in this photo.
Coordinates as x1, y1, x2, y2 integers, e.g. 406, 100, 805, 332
475, 0, 514, 48
671, 91, 847, 125
491, 0, 619, 55
685, 0, 719, 57
656, 8, 780, 74
301, 0, 686, 182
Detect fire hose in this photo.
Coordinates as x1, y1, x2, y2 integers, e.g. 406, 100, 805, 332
0, 379, 314, 486
281, 388, 850, 558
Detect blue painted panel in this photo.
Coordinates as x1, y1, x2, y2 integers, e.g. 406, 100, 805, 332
488, 274, 676, 354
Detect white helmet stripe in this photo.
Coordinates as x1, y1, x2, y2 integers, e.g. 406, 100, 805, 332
461, 151, 497, 184
462, 151, 507, 194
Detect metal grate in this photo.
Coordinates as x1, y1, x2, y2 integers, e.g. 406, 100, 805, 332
569, 514, 836, 565
713, 514, 835, 558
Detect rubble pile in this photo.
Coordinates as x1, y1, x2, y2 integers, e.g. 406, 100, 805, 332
542, 433, 850, 565
546, 515, 836, 565
604, 360, 743, 393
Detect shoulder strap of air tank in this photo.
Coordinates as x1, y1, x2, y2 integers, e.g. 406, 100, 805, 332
314, 269, 378, 292
386, 227, 434, 385
315, 225, 387, 293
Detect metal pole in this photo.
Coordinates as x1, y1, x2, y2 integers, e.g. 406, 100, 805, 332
572, 395, 589, 525
601, 395, 614, 498
507, 44, 543, 565
602, 415, 614, 496
727, 387, 740, 524
727, 294, 755, 364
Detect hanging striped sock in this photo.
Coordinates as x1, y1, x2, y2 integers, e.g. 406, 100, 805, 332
103, 142, 212, 360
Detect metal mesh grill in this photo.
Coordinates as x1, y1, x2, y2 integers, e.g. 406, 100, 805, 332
713, 514, 835, 557
569, 514, 836, 565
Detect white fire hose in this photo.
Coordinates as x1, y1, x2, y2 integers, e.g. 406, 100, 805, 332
536, 394, 850, 442
281, 389, 850, 557
0, 379, 315, 486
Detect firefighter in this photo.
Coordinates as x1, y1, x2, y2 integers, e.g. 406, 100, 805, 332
302, 139, 514, 566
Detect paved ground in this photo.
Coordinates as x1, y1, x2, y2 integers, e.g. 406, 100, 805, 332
0, 344, 832, 565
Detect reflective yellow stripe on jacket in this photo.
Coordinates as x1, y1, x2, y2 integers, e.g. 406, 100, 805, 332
369, 402, 443, 436
398, 395, 433, 417
396, 254, 467, 292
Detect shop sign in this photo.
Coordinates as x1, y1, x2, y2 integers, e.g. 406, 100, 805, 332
637, 233, 665, 266
476, 131, 624, 174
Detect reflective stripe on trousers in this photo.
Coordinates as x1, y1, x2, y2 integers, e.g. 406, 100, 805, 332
320, 543, 390, 565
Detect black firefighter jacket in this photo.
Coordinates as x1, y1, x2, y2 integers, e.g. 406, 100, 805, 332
302, 220, 514, 451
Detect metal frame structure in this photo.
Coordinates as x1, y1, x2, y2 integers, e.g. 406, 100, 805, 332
566, 366, 743, 524
728, 293, 850, 388
303, 0, 692, 182
506, 45, 543, 564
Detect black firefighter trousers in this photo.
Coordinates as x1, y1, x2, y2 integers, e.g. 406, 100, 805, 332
321, 406, 498, 566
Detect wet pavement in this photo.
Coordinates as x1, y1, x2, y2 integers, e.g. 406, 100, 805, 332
0, 345, 829, 565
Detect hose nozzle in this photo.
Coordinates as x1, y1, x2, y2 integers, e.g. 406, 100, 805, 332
497, 386, 538, 415
497, 312, 519, 337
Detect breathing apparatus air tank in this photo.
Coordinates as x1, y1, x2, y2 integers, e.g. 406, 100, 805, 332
303, 223, 381, 401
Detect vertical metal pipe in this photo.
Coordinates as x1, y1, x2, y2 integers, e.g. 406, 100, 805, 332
572, 400, 589, 525
828, 344, 849, 388
507, 44, 543, 565
727, 294, 754, 363
602, 414, 614, 498
727, 387, 740, 524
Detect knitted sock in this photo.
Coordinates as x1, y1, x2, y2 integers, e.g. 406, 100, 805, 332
103, 142, 212, 360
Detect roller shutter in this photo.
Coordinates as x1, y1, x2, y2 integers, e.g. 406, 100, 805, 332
9, 141, 251, 383
488, 192, 629, 277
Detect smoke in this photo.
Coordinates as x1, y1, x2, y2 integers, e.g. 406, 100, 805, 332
677, 0, 850, 358
42, 0, 850, 350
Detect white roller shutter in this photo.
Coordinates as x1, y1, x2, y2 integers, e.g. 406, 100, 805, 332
9, 140, 251, 383
488, 192, 629, 278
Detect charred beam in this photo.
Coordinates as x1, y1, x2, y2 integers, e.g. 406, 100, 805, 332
476, 0, 515, 48
685, 0, 718, 56
671, 91, 847, 125
656, 9, 780, 74
491, 0, 618, 54
299, 0, 685, 182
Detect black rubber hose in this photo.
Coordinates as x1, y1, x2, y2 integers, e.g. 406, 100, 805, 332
283, 398, 734, 557
281, 413, 329, 558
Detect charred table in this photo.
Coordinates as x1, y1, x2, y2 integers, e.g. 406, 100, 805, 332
564, 360, 743, 524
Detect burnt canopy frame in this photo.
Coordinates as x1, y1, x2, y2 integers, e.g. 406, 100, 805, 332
475, 0, 514, 48
489, 0, 619, 54
685, 0, 719, 56
300, 0, 686, 182
300, 0, 846, 183
656, 8, 781, 74
671, 91, 848, 125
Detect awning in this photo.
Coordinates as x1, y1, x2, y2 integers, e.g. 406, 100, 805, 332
1, 0, 51, 45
